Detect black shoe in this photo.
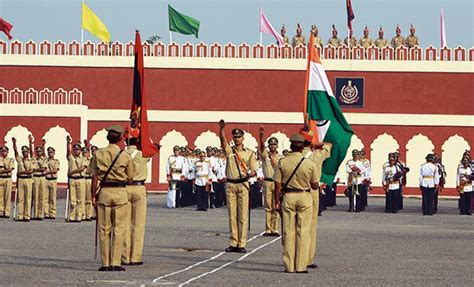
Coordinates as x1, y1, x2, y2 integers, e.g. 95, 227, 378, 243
307, 264, 318, 269
130, 262, 143, 266
225, 246, 237, 252
85, 218, 93, 221
284, 270, 294, 273
271, 232, 280, 237
24, 219, 30, 222
98, 266, 110, 271
236, 247, 246, 253
210, 205, 215, 209
296, 270, 308, 274
263, 232, 272, 237
50, 217, 56, 220
121, 262, 130, 266
111, 266, 126, 271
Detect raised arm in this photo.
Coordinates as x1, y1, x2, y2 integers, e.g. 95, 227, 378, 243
219, 119, 227, 149
28, 134, 34, 158
12, 137, 19, 158
66, 135, 71, 158
258, 126, 265, 153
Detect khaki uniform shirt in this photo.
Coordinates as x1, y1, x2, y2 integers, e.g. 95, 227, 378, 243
292, 36, 306, 47
273, 152, 318, 190
45, 157, 60, 179
83, 156, 92, 178
282, 36, 289, 45
313, 36, 323, 48
0, 157, 14, 177
224, 144, 258, 180
261, 150, 283, 179
344, 36, 357, 47
307, 145, 332, 182
327, 37, 342, 48
358, 37, 373, 49
16, 155, 34, 174
391, 36, 405, 48
126, 146, 149, 181
90, 144, 134, 182
68, 154, 86, 177
374, 38, 389, 49
405, 35, 419, 48
32, 155, 47, 176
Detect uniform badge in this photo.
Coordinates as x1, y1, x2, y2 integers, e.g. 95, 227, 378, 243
340, 80, 359, 104
335, 77, 364, 108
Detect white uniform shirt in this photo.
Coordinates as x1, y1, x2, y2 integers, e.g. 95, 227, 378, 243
217, 158, 226, 181
419, 162, 440, 188
346, 159, 365, 185
206, 156, 219, 182
166, 155, 185, 181
185, 157, 197, 180
362, 158, 371, 180
457, 166, 472, 192
382, 164, 401, 190
194, 160, 212, 186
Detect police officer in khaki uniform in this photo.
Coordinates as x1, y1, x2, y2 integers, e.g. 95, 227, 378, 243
0, 146, 14, 218
44, 147, 59, 219
358, 26, 373, 49
311, 25, 323, 48
219, 120, 258, 253
344, 29, 357, 47
12, 137, 34, 222
258, 127, 283, 236
66, 136, 86, 222
274, 134, 319, 273
292, 24, 306, 48
327, 25, 342, 47
91, 125, 134, 271
82, 146, 94, 221
405, 24, 419, 48
280, 25, 289, 45
391, 25, 405, 49
122, 135, 153, 266
374, 26, 389, 49
31, 137, 47, 220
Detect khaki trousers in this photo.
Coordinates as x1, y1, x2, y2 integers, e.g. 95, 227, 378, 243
33, 176, 47, 218
307, 189, 320, 265
122, 185, 147, 264
263, 181, 279, 233
0, 178, 12, 216
282, 192, 312, 273
17, 178, 33, 220
83, 179, 94, 219
45, 179, 57, 217
98, 187, 128, 267
69, 178, 85, 221
226, 182, 249, 248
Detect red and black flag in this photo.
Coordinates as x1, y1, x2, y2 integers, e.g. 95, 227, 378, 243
0, 18, 13, 40
129, 30, 159, 157
346, 0, 355, 30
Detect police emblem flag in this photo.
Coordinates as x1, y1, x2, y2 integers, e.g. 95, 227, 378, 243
129, 30, 159, 157
336, 78, 364, 107
303, 32, 354, 184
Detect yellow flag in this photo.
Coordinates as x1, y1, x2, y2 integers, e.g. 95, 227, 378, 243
82, 1, 110, 42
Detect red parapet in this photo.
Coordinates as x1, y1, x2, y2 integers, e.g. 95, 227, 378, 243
252, 43, 264, 58
53, 41, 65, 55
210, 43, 222, 58
440, 46, 452, 61
468, 47, 474, 61
39, 88, 53, 104
280, 43, 292, 59
367, 45, 379, 60
68, 41, 80, 56
0, 87, 8, 104
338, 45, 350, 60
111, 41, 123, 56
0, 40, 7, 54
39, 40, 52, 55
68, 88, 82, 105
453, 46, 466, 61
295, 44, 306, 59
125, 41, 135, 56
10, 88, 22, 104
352, 44, 364, 60
395, 46, 408, 60
97, 42, 109, 56
25, 40, 37, 55
168, 42, 179, 57
10, 40, 22, 55
224, 43, 236, 58
182, 42, 193, 57
196, 42, 207, 57
324, 45, 336, 59
238, 43, 250, 58
381, 45, 394, 60
153, 42, 165, 57
425, 45, 437, 61
143, 41, 152, 57
24, 88, 38, 104
266, 43, 278, 59
83, 41, 95, 56
410, 45, 422, 61
53, 88, 67, 105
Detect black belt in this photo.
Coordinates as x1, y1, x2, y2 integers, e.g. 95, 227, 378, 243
17, 175, 32, 179
69, 176, 84, 179
101, 181, 127, 188
264, 178, 274, 182
128, 180, 145, 186
33, 174, 45, 178
227, 178, 248, 184
283, 188, 311, 193
46, 177, 57, 181
0, 175, 11, 178
85, 176, 93, 179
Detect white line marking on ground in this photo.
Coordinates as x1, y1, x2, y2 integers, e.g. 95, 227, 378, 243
177, 236, 281, 286
151, 232, 264, 283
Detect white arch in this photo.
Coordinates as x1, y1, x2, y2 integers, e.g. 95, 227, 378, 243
194, 130, 220, 150
406, 134, 434, 187
89, 129, 108, 149
3, 125, 33, 182
337, 134, 364, 181
442, 135, 471, 188
370, 133, 400, 186
42, 125, 71, 183
265, 132, 290, 155
242, 131, 258, 152
159, 130, 188, 183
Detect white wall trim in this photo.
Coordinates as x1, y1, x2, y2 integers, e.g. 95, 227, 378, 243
1, 105, 473, 127
1, 55, 473, 73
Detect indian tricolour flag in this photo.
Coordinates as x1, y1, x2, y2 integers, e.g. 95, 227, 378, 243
304, 33, 354, 184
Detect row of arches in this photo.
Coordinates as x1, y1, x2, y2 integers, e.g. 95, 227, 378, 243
2, 125, 470, 189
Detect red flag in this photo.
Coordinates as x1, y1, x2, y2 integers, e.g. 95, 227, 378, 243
346, 0, 355, 30
0, 18, 13, 40
128, 30, 159, 157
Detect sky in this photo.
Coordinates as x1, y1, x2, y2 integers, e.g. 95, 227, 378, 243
0, 0, 473, 48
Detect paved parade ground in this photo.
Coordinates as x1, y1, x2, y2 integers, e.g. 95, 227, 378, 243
0, 196, 472, 286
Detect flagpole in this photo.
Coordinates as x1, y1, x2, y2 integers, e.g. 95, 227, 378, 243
81, 0, 84, 50
169, 31, 173, 43
259, 6, 262, 44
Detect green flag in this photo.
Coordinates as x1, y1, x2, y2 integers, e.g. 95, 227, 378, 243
168, 5, 200, 38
